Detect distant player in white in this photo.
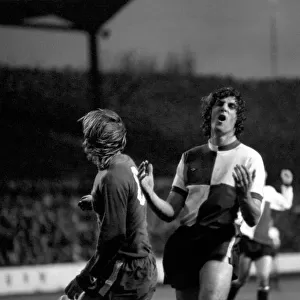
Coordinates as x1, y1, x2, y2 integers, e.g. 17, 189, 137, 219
269, 169, 294, 290
227, 169, 293, 300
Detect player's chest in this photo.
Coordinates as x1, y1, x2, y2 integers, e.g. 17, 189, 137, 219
186, 151, 250, 186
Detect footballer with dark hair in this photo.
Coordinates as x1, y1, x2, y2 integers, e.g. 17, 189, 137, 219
201, 87, 246, 138
61, 109, 157, 300
138, 87, 265, 300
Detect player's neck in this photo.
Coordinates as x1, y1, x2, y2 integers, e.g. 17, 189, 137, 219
210, 133, 237, 147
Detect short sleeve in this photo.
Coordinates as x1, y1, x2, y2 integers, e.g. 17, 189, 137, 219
267, 185, 294, 211
249, 152, 265, 201
171, 154, 189, 198
100, 173, 128, 242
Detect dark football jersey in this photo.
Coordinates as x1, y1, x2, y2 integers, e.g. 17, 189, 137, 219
90, 153, 151, 270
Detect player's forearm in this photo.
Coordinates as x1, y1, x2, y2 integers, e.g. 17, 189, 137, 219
143, 188, 176, 222
271, 186, 293, 211
238, 192, 261, 227
281, 185, 293, 209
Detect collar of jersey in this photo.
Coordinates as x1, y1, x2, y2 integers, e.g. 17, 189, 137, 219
208, 139, 240, 152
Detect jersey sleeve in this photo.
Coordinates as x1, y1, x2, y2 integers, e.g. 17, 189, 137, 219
171, 154, 189, 198
280, 184, 294, 209
248, 152, 265, 201
95, 172, 129, 260
269, 185, 294, 211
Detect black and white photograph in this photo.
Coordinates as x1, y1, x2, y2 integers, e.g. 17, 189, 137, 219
0, 1, 300, 300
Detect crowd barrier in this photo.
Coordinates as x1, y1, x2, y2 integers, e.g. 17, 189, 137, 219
1, 253, 300, 296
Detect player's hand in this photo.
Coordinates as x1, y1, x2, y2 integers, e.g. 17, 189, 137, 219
280, 169, 293, 185
138, 160, 154, 192
232, 164, 256, 197
78, 195, 93, 211
64, 277, 83, 299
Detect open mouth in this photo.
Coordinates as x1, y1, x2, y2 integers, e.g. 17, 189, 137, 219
218, 115, 226, 121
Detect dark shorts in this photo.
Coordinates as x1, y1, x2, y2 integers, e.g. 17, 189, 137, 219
111, 253, 157, 299
78, 252, 157, 300
163, 225, 236, 290
239, 236, 276, 260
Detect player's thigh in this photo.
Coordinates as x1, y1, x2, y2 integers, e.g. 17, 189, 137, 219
271, 255, 279, 272
198, 259, 233, 300
237, 254, 252, 282
255, 255, 273, 280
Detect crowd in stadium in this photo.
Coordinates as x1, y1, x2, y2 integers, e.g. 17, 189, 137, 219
0, 180, 96, 266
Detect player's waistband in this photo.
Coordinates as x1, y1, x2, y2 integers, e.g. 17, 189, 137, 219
175, 223, 235, 240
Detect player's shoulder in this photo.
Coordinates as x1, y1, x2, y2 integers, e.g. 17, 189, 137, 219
182, 144, 211, 163
111, 153, 136, 169
93, 169, 107, 187
105, 154, 136, 182
183, 143, 209, 161
238, 143, 263, 160
186, 143, 209, 154
238, 143, 261, 156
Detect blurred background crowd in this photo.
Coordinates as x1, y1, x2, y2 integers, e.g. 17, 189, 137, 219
0, 180, 97, 266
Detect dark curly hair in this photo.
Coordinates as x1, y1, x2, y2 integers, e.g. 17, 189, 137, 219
201, 86, 246, 138
79, 109, 127, 170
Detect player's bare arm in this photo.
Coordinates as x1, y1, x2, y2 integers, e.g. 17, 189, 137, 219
233, 164, 261, 227
271, 169, 294, 210
138, 160, 185, 222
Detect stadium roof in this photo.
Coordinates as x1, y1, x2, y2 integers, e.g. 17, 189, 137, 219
0, 0, 132, 32
0, 0, 134, 108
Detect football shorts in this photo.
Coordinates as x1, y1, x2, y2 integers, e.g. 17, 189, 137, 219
239, 235, 276, 260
